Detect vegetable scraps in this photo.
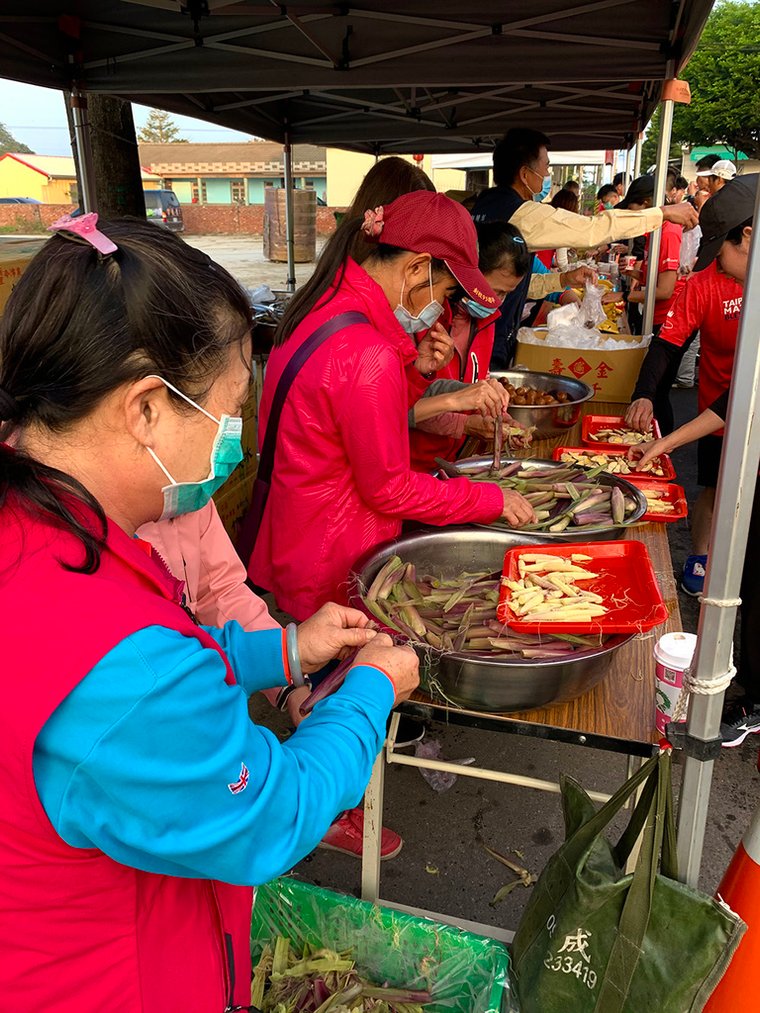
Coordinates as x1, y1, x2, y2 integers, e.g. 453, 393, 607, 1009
251, 937, 432, 1013
361, 555, 606, 659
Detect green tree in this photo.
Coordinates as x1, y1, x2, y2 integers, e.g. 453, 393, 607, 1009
672, 1, 760, 160
640, 107, 683, 174
0, 121, 32, 155
137, 109, 187, 144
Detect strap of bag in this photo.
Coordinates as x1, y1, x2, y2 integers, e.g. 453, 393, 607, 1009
614, 756, 677, 879
591, 750, 675, 1013
236, 311, 369, 562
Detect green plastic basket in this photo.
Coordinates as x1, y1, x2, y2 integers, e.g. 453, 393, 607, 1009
251, 878, 516, 1013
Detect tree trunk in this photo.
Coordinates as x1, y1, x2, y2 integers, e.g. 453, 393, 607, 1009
87, 95, 146, 219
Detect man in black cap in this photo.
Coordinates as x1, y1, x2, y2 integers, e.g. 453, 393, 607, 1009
626, 174, 759, 746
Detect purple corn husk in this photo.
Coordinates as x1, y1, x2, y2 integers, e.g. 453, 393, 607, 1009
299, 651, 359, 716
572, 510, 612, 525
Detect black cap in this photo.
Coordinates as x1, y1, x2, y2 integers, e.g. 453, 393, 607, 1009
694, 174, 759, 272
617, 175, 655, 210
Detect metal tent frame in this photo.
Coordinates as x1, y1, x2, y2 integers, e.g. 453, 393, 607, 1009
2, 0, 753, 891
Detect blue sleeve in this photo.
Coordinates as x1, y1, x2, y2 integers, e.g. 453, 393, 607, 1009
532, 258, 549, 275
33, 626, 395, 886
202, 622, 287, 695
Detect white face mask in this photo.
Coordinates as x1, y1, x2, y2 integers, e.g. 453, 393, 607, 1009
394, 262, 444, 334
146, 376, 243, 521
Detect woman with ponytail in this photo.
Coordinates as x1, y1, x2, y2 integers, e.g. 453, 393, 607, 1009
248, 192, 536, 620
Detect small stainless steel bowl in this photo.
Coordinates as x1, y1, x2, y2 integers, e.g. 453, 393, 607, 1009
348, 528, 632, 713
492, 369, 593, 438
436, 456, 647, 542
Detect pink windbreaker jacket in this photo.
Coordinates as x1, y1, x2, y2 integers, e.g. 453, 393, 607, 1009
249, 258, 504, 619
138, 501, 279, 631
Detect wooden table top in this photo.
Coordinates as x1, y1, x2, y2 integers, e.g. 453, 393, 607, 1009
403, 400, 681, 754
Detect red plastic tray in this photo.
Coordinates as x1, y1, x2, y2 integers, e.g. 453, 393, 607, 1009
552, 445, 676, 482
496, 540, 669, 634
581, 414, 662, 450
625, 478, 689, 523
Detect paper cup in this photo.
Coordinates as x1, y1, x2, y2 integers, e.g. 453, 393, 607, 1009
654, 632, 698, 734
622, 255, 637, 271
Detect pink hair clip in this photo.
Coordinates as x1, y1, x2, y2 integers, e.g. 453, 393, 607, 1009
49, 212, 118, 256
361, 206, 385, 239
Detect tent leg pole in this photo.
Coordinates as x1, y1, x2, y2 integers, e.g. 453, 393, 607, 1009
283, 136, 296, 293
633, 134, 643, 179
624, 146, 632, 185
70, 90, 97, 213
641, 98, 674, 336
676, 179, 760, 885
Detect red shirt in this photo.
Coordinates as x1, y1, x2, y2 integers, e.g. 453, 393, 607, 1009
643, 221, 686, 325
659, 262, 743, 424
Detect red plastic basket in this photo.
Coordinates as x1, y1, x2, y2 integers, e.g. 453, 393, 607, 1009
552, 445, 676, 482
581, 414, 662, 451
626, 479, 689, 523
497, 540, 670, 634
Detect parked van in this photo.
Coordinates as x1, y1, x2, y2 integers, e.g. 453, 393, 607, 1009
144, 189, 183, 232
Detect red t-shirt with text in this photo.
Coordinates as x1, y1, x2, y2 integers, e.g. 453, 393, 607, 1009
659, 262, 743, 426
643, 221, 686, 325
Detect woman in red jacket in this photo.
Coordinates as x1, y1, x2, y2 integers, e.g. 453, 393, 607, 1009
248, 192, 536, 620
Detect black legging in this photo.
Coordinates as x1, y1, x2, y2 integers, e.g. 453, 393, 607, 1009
649, 329, 698, 436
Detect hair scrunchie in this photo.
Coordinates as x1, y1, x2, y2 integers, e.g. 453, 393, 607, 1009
361, 206, 385, 239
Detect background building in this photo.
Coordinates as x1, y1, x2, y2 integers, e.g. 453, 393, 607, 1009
139, 141, 326, 204
0, 153, 161, 202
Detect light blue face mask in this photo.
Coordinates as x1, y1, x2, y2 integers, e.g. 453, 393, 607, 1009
533, 175, 552, 202
394, 262, 444, 334
461, 296, 494, 319
146, 376, 243, 521
526, 165, 552, 202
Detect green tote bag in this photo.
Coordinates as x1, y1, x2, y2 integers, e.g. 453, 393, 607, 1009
511, 750, 745, 1013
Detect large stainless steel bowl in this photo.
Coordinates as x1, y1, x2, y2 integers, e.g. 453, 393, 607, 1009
436, 456, 647, 542
492, 368, 593, 438
348, 528, 632, 713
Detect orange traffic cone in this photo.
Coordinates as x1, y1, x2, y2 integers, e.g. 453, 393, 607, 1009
706, 803, 760, 1011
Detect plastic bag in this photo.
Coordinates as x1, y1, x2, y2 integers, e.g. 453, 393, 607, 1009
251, 877, 519, 1013
414, 739, 476, 793
579, 281, 606, 329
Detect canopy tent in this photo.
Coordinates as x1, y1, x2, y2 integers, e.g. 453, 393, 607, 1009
0, 0, 713, 153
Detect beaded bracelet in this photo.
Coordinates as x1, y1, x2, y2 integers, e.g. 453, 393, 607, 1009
285, 622, 306, 687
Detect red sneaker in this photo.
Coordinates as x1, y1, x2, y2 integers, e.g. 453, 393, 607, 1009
317, 806, 403, 860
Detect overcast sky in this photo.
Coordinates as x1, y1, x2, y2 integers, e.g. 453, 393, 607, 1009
0, 78, 253, 156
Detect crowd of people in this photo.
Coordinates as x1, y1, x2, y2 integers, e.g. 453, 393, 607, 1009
0, 123, 755, 1005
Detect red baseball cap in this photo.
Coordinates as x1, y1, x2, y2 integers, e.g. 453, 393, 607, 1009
362, 191, 499, 310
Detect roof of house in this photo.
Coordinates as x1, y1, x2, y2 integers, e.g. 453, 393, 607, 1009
689, 145, 749, 162
138, 142, 325, 177
1, 153, 162, 181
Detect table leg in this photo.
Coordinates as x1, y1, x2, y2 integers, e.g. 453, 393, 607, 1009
361, 715, 396, 902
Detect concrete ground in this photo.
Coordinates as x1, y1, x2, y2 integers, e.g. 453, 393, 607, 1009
183, 233, 325, 291
190, 233, 758, 936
